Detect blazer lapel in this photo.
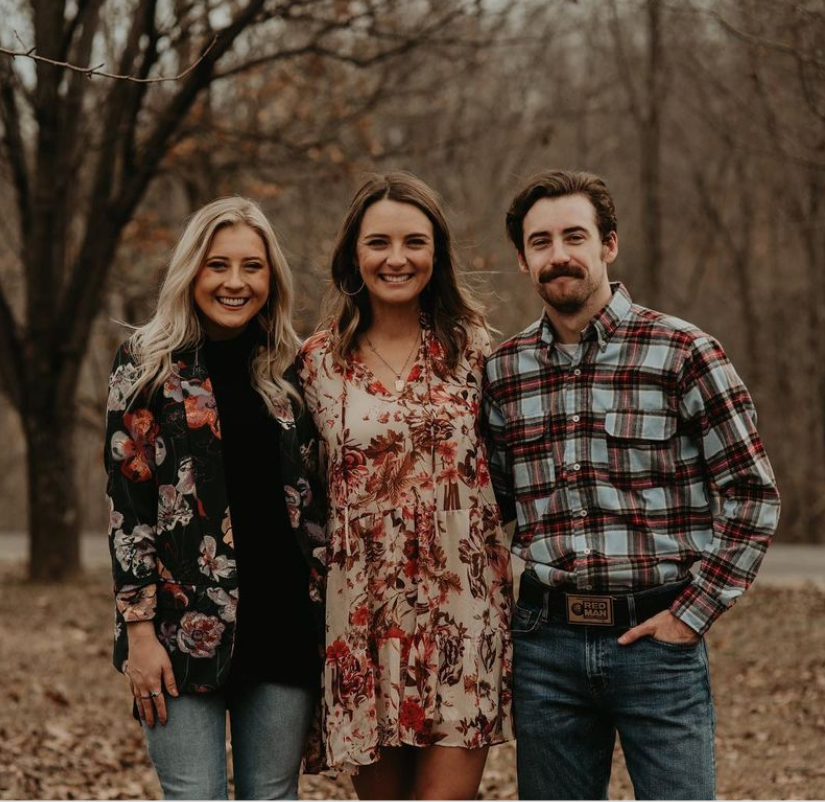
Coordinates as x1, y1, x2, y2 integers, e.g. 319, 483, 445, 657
173, 346, 232, 547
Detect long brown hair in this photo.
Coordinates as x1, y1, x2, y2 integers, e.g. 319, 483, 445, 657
322, 171, 485, 372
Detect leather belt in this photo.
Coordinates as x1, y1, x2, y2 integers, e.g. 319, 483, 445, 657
518, 573, 692, 628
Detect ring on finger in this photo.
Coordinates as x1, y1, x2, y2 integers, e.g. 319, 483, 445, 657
150, 691, 161, 698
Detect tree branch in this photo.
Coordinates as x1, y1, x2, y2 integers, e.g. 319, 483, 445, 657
54, 0, 270, 375
0, 59, 32, 245
793, 24, 825, 125
713, 11, 825, 71
59, 0, 94, 62
59, 0, 106, 219
118, 1, 163, 174
608, 0, 643, 124
0, 29, 218, 83
216, 4, 468, 80
681, 45, 825, 170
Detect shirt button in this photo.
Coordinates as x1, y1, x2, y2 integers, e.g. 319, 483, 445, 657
579, 509, 588, 517
572, 415, 581, 423
584, 548, 592, 555
584, 584, 593, 590
573, 463, 581, 471
573, 368, 582, 376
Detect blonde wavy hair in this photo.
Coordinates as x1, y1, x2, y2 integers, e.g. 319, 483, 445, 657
125, 196, 302, 415
322, 171, 486, 373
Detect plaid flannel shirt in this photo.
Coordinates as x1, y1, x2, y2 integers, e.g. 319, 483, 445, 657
483, 283, 780, 634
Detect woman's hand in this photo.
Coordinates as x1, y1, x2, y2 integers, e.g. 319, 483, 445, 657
125, 622, 179, 727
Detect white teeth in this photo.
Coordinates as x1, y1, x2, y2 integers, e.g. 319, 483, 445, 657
380, 275, 412, 283
217, 297, 248, 307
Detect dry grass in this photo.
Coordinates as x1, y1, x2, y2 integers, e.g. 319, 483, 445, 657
0, 566, 823, 800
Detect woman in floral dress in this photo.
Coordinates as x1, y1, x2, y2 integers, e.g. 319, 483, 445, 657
297, 172, 513, 799
104, 197, 326, 798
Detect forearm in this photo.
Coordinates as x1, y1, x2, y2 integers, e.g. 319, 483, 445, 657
672, 337, 781, 634
671, 480, 780, 635
127, 619, 158, 643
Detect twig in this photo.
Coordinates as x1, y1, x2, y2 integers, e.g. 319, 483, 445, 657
713, 12, 825, 70
0, 31, 217, 82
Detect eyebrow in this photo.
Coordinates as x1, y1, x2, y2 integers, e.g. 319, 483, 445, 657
205, 254, 265, 260
526, 225, 589, 243
361, 231, 432, 239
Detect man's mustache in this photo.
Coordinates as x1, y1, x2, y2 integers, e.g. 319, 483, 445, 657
538, 266, 586, 283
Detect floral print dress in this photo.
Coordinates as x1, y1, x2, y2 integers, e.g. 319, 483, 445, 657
297, 322, 514, 771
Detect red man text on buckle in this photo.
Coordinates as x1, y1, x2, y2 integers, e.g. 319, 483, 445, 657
566, 594, 615, 626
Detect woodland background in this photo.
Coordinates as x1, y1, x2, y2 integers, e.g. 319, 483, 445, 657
0, 0, 822, 574
1, 1, 824, 800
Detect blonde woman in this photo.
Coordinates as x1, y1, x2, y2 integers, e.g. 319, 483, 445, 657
104, 197, 326, 799
297, 173, 514, 799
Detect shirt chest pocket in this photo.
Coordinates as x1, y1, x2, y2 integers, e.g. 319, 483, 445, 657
604, 409, 677, 488
505, 415, 554, 527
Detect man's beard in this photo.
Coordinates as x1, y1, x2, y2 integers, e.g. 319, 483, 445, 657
537, 266, 592, 314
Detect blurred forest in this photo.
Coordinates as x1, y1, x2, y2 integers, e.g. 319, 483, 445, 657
0, 0, 822, 579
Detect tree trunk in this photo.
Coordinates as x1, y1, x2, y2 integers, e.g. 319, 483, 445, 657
24, 404, 81, 580
641, 0, 663, 308
804, 162, 825, 543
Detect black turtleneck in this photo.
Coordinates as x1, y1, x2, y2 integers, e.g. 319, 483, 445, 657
203, 326, 319, 687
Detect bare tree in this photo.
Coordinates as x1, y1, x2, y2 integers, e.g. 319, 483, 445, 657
608, 0, 667, 307
0, 0, 479, 580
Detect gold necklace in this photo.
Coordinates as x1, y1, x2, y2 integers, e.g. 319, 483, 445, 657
365, 330, 421, 392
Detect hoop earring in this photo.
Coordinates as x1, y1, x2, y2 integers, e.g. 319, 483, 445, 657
340, 277, 365, 297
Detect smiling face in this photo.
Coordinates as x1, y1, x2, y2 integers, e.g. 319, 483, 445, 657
518, 194, 618, 319
356, 198, 435, 316
193, 224, 271, 340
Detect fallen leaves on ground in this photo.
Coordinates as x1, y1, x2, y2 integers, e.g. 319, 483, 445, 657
0, 567, 823, 800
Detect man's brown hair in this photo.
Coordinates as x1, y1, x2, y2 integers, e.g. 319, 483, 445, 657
506, 169, 618, 255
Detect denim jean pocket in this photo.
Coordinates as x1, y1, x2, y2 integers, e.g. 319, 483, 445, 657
511, 601, 541, 635
648, 635, 702, 651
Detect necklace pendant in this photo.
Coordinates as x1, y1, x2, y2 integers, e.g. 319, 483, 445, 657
394, 379, 405, 392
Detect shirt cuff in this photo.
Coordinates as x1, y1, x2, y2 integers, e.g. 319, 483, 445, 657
115, 583, 158, 622
669, 582, 729, 636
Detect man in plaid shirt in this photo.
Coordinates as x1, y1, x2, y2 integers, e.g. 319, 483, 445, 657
483, 170, 780, 800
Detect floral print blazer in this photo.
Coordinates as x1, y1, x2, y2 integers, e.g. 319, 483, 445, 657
104, 340, 327, 695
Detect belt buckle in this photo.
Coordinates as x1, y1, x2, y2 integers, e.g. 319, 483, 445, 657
565, 593, 615, 626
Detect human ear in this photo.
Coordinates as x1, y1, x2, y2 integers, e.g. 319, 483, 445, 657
602, 231, 619, 264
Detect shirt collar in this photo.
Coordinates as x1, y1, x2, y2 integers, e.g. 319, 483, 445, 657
538, 282, 632, 351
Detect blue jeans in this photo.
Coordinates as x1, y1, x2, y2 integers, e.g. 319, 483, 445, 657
513, 579, 715, 800
142, 681, 316, 800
